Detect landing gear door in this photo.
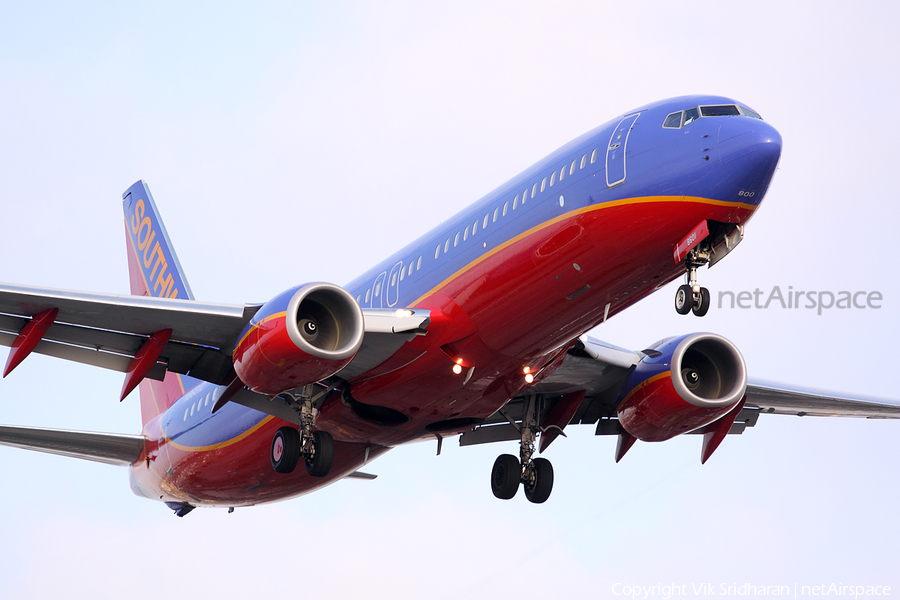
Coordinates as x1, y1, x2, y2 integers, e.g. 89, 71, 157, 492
606, 113, 640, 188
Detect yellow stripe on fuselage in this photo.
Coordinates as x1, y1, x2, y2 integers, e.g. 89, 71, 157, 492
163, 415, 275, 453
410, 195, 755, 306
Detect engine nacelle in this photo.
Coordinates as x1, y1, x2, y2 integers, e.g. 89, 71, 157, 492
616, 333, 747, 442
233, 283, 365, 395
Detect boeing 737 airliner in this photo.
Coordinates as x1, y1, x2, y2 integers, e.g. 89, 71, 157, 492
1, 95, 898, 515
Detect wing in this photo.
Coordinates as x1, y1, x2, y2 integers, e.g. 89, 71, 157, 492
460, 334, 900, 453
0, 282, 430, 389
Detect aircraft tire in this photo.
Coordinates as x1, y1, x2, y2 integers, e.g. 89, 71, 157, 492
693, 287, 711, 317
675, 285, 693, 315
491, 454, 520, 500
271, 427, 301, 474
524, 457, 553, 504
305, 430, 335, 477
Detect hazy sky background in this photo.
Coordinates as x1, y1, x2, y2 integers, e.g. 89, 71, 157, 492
1, 1, 899, 598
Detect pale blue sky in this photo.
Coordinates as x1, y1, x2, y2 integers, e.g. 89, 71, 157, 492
1, 2, 898, 598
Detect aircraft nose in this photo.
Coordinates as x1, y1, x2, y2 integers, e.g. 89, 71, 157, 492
717, 119, 782, 200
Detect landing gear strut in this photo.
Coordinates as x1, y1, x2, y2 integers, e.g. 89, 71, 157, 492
490, 396, 554, 503
270, 386, 335, 477
675, 250, 710, 317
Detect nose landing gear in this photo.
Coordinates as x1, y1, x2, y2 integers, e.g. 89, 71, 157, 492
675, 251, 711, 317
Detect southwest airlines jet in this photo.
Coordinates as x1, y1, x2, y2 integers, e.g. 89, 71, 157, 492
1, 96, 897, 515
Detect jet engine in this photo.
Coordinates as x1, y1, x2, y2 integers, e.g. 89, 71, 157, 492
616, 333, 747, 442
233, 283, 365, 395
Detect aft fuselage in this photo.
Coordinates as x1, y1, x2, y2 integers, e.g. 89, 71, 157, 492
130, 95, 782, 507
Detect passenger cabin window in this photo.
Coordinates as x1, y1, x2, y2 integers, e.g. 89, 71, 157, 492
483, 214, 489, 228
531, 183, 538, 198
513, 194, 518, 210
569, 159, 576, 174
492, 207, 499, 222
454, 232, 460, 247
559, 165, 565, 181
580, 154, 587, 169
435, 244, 441, 259
463, 226, 469, 241
365, 288, 371, 302
391, 272, 397, 286
444, 238, 450, 253
408, 262, 414, 276
590, 148, 598, 164
663, 111, 683, 128
522, 189, 528, 204
399, 268, 405, 282
540, 177, 547, 192
550, 171, 556, 186
472, 219, 479, 235
416, 255, 423, 270
356, 294, 362, 304
502, 201, 508, 216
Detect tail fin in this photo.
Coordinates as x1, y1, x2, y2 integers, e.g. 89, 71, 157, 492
122, 181, 200, 425
123, 181, 194, 300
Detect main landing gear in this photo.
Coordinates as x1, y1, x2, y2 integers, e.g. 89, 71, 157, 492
674, 250, 710, 317
270, 388, 335, 477
490, 397, 554, 504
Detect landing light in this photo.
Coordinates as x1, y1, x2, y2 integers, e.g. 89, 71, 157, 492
525, 373, 535, 384
523, 366, 531, 374
395, 309, 413, 318
692, 284, 701, 294
452, 364, 463, 375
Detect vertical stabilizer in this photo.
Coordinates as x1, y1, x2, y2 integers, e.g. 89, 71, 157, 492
122, 181, 199, 424
123, 181, 194, 300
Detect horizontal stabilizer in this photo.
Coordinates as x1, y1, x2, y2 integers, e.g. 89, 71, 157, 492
0, 425, 145, 466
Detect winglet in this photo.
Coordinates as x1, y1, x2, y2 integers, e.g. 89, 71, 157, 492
3, 307, 59, 378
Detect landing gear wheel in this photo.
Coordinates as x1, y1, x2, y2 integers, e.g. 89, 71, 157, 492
692, 287, 710, 317
305, 430, 334, 477
491, 454, 520, 500
524, 457, 554, 504
675, 284, 693, 315
271, 427, 301, 474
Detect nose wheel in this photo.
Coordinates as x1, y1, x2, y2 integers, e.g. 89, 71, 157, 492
675, 253, 711, 317
675, 284, 710, 317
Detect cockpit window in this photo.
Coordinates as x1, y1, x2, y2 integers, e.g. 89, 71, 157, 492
662, 104, 764, 129
700, 104, 741, 117
663, 112, 683, 128
683, 107, 699, 126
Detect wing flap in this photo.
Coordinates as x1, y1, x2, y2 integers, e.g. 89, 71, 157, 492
0, 425, 146, 466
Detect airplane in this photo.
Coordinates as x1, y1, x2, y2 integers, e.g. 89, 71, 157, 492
1, 95, 898, 516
